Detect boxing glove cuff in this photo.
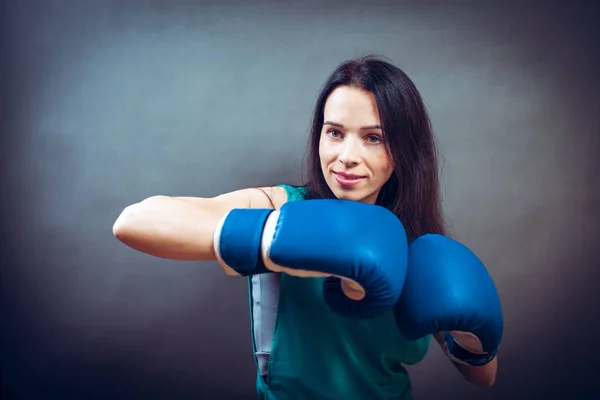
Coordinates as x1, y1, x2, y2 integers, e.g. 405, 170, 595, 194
213, 208, 274, 276
443, 331, 498, 367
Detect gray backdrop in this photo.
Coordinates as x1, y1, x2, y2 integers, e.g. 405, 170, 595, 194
2, 0, 599, 399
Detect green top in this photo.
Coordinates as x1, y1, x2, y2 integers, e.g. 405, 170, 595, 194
250, 184, 431, 400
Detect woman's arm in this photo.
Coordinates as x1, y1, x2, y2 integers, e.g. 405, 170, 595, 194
112, 187, 285, 261
433, 332, 498, 388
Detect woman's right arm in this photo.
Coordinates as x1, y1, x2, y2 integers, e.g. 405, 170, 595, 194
112, 187, 286, 261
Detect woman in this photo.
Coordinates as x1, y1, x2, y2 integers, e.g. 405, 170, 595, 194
113, 56, 499, 399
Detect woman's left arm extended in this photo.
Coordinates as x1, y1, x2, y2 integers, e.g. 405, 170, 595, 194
433, 332, 498, 388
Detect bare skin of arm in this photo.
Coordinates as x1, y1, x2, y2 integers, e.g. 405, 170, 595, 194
112, 186, 288, 261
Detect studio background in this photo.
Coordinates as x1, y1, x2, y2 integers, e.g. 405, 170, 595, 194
2, 0, 599, 399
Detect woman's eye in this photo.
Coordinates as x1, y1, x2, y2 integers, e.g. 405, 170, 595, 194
366, 135, 382, 144
327, 129, 342, 138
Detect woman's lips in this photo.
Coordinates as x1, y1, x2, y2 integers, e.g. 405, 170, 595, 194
334, 171, 366, 186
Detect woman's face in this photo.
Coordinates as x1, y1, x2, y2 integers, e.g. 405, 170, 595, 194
319, 86, 394, 204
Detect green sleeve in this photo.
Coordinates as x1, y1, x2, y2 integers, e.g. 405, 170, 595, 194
276, 184, 309, 202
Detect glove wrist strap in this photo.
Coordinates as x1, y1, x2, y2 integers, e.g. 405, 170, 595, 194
443, 331, 498, 367
213, 208, 273, 276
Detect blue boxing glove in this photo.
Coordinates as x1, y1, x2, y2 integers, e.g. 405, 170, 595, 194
393, 234, 503, 366
213, 199, 409, 319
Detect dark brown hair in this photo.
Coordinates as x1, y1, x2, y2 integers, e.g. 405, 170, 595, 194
303, 55, 446, 240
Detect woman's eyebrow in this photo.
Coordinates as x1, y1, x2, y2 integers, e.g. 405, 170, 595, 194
323, 121, 382, 130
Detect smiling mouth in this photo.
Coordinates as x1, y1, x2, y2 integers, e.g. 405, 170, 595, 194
333, 171, 366, 185
334, 171, 366, 179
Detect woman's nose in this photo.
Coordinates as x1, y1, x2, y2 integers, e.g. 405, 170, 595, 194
338, 136, 361, 167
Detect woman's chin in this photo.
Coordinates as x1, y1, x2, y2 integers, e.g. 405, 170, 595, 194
328, 185, 380, 204
331, 188, 364, 202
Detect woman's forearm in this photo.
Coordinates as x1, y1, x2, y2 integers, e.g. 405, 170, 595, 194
452, 355, 497, 387
112, 195, 222, 260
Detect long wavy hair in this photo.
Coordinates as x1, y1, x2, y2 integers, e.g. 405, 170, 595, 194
303, 55, 446, 241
